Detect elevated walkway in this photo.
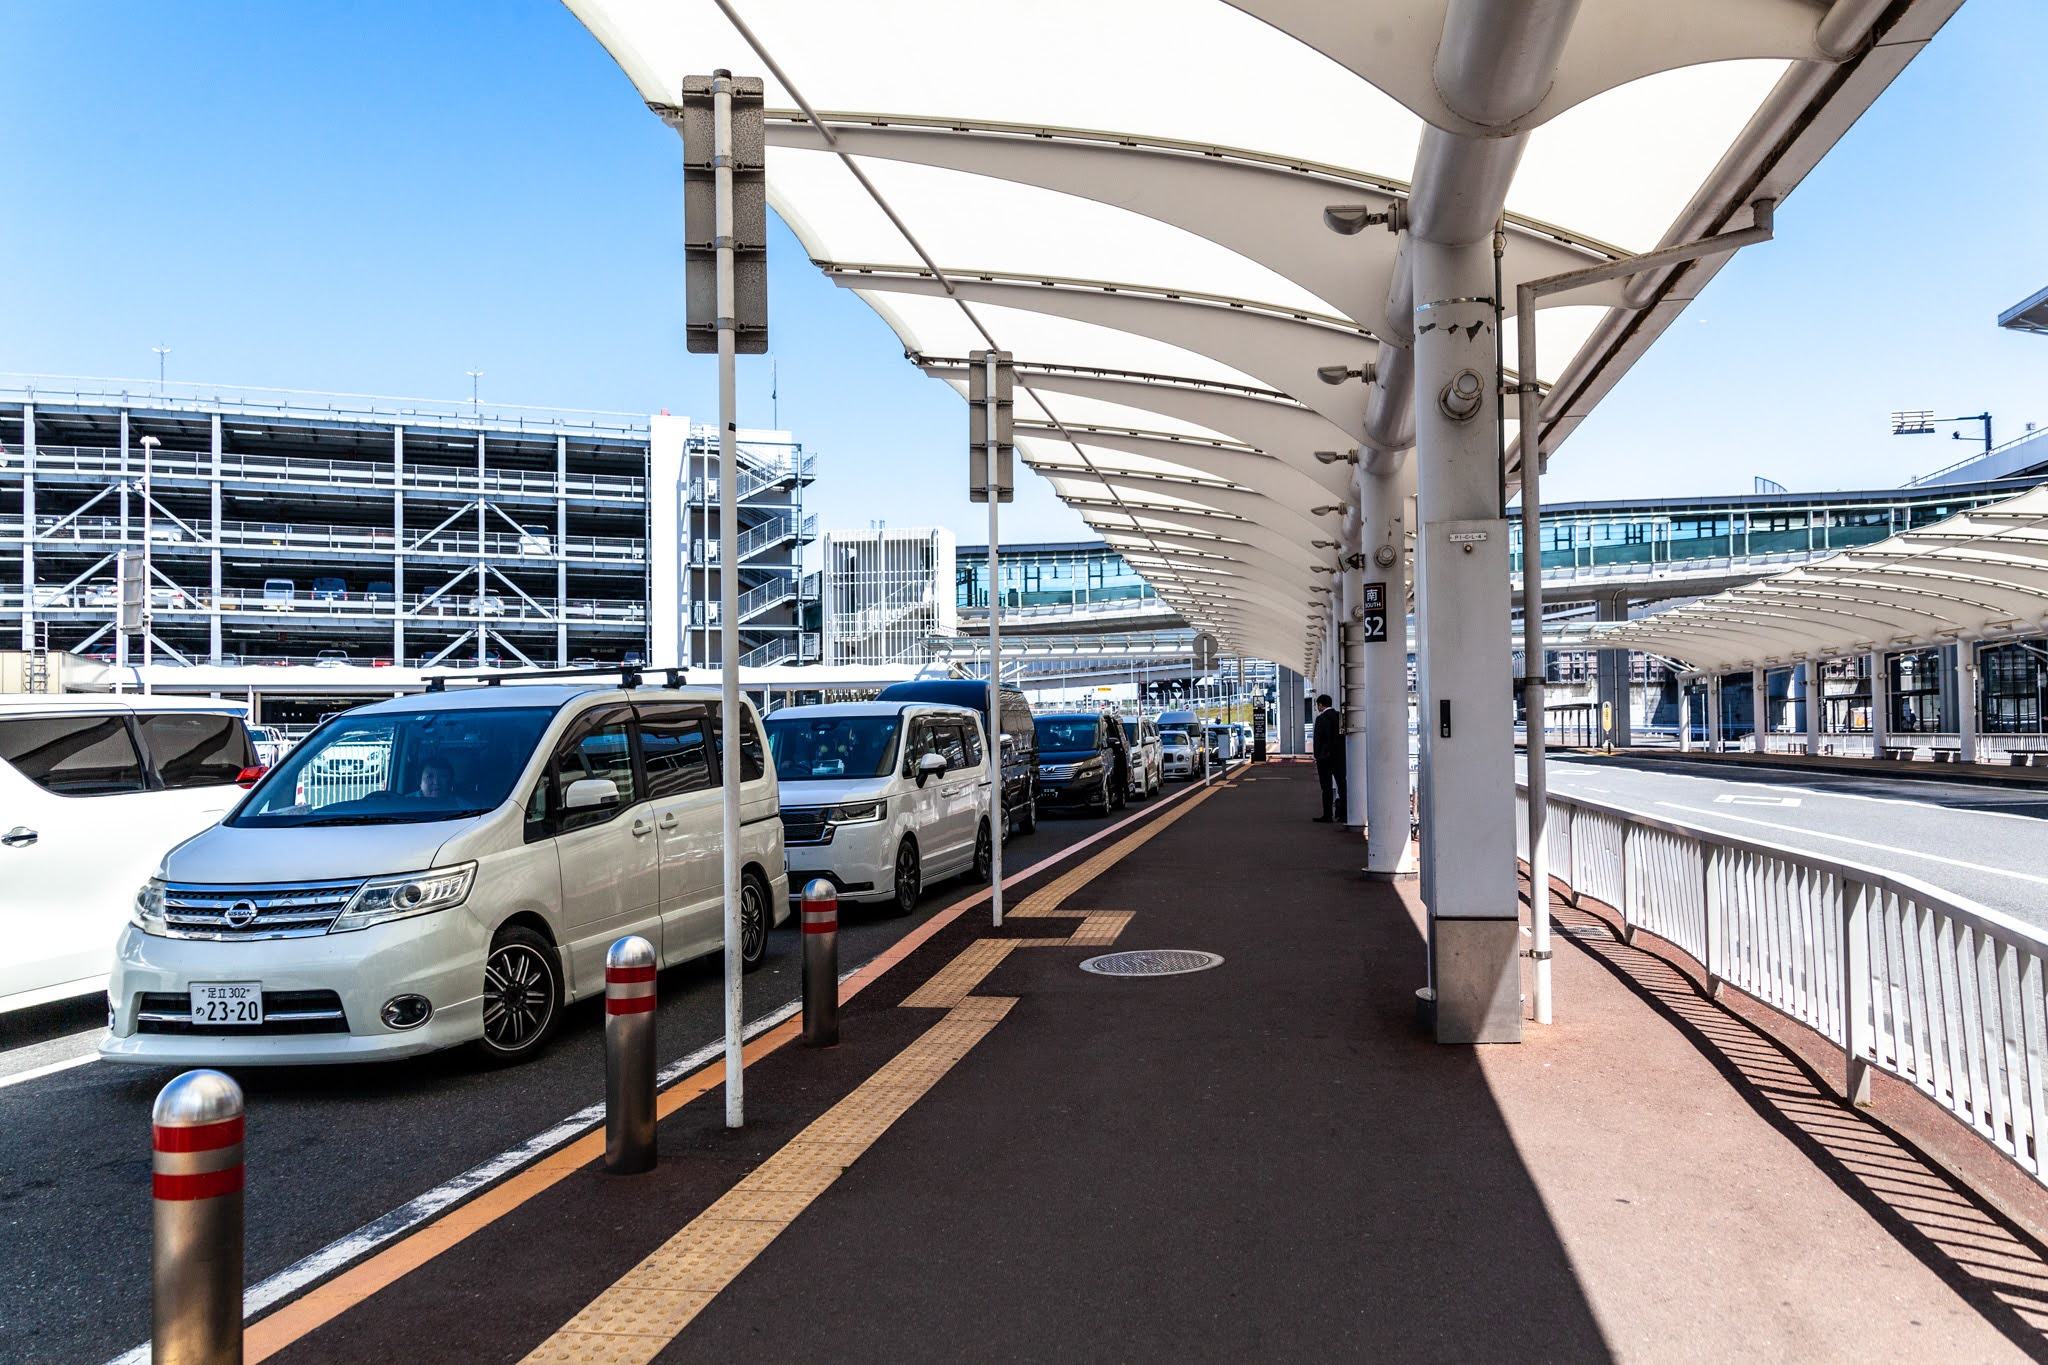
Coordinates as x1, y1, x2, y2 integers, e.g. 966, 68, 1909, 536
1598, 745, 2048, 792
247, 765, 2048, 1363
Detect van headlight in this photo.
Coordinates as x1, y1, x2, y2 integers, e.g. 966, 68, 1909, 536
133, 878, 168, 934
823, 800, 886, 825
331, 863, 476, 933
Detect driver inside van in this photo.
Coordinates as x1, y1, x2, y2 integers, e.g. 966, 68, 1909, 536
415, 757, 454, 799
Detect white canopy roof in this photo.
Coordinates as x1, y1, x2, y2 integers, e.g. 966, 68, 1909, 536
1595, 485, 2048, 672
565, 0, 1962, 673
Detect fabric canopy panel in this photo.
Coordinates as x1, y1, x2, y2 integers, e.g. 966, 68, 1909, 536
564, 0, 1963, 673
1594, 487, 2048, 672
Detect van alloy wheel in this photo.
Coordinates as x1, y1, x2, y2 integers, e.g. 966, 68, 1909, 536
890, 839, 921, 917
481, 930, 559, 1059
740, 875, 768, 970
972, 820, 992, 884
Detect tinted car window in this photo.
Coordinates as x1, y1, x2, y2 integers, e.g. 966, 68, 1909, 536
234, 706, 553, 827
555, 707, 636, 833
709, 706, 767, 783
0, 714, 148, 795
638, 704, 713, 798
138, 713, 254, 789
934, 721, 970, 770
1034, 718, 1102, 751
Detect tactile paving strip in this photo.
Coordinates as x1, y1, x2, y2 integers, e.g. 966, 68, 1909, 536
518, 997, 1018, 1365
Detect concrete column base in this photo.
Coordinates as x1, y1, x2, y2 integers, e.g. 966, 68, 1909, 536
1432, 917, 1523, 1044
1363, 868, 1419, 883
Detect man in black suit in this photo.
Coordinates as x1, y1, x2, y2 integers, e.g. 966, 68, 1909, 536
1311, 693, 1345, 823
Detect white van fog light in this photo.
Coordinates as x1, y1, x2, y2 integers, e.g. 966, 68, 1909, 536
381, 995, 433, 1030
332, 863, 476, 933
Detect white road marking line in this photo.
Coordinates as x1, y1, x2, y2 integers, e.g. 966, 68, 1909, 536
102, 995, 808, 1365
1654, 802, 2048, 887
1713, 794, 1802, 806
0, 1050, 99, 1090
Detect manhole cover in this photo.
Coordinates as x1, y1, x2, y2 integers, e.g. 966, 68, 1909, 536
1079, 949, 1224, 977
1558, 924, 1610, 939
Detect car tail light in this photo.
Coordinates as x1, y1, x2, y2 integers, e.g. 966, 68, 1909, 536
236, 765, 268, 788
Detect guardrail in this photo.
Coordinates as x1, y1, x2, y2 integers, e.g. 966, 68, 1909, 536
1521, 782, 2048, 1189
3, 443, 646, 501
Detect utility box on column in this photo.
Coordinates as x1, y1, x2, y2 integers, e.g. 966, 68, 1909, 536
677, 74, 768, 355
967, 349, 1014, 503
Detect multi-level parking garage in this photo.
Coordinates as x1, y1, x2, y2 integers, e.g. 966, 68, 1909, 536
0, 380, 815, 679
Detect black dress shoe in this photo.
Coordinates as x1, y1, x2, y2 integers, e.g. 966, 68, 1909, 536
1311, 815, 1334, 823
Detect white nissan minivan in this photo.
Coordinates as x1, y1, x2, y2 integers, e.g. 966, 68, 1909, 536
764, 701, 992, 915
100, 681, 786, 1067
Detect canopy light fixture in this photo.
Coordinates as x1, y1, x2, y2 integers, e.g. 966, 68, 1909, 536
1313, 449, 1360, 465
1311, 505, 1344, 516
1316, 364, 1378, 386
1322, 201, 1407, 236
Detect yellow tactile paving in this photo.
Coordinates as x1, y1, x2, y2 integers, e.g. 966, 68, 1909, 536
518, 997, 1019, 1365
1067, 910, 1135, 946
898, 937, 1020, 1008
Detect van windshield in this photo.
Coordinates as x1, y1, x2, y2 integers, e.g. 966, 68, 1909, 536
764, 714, 900, 781
1034, 718, 1101, 753
230, 706, 554, 828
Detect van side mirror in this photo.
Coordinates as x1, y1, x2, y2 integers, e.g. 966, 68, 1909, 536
916, 752, 948, 785
564, 777, 621, 810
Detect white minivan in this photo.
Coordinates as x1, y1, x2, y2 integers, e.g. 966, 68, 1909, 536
764, 701, 992, 915
100, 681, 787, 1067
1, 695, 262, 1014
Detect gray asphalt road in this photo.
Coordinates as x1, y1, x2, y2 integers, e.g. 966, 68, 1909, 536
0, 791, 1176, 1365
1524, 754, 2048, 926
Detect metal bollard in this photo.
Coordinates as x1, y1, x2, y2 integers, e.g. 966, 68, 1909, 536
152, 1069, 244, 1365
604, 935, 658, 1174
801, 879, 839, 1048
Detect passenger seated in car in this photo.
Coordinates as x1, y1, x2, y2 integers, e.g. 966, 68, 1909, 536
415, 758, 454, 799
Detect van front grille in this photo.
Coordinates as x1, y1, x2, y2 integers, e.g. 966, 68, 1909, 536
161, 879, 363, 939
136, 990, 349, 1035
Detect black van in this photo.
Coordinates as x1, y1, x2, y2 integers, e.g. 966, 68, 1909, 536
876, 680, 1038, 834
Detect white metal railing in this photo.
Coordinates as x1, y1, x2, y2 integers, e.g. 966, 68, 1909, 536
20, 514, 643, 562
736, 577, 796, 623
1522, 782, 2048, 1189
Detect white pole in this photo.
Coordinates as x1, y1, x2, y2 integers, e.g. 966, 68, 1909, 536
714, 71, 744, 1130
1516, 284, 1551, 1025
986, 351, 1004, 929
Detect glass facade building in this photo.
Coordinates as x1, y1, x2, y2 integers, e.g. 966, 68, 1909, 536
955, 541, 1158, 613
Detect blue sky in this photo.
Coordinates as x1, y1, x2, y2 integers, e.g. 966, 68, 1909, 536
2, 1, 2040, 546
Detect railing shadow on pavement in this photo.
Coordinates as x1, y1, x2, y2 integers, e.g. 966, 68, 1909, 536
1532, 878, 2048, 1355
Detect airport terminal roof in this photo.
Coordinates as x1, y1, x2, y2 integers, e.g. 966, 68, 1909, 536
1594, 484, 2048, 672
566, 0, 1964, 673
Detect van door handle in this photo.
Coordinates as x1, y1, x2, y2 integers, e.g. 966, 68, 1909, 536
631, 818, 652, 838
658, 813, 678, 830
3, 826, 37, 848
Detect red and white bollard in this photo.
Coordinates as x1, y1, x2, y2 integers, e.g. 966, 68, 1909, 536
605, 935, 658, 1174
152, 1069, 245, 1365
801, 880, 839, 1048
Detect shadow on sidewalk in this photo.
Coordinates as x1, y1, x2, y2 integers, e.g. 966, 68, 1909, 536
677, 764, 1616, 1363
1551, 893, 2048, 1360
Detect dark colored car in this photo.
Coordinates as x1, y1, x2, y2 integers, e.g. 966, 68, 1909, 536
877, 680, 1039, 835
1031, 712, 1130, 816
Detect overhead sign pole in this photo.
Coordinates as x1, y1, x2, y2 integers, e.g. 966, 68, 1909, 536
969, 348, 1013, 927
682, 69, 767, 1129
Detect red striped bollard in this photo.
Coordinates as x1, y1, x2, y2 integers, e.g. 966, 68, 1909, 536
605, 935, 657, 1174
801, 880, 839, 1048
152, 1069, 244, 1365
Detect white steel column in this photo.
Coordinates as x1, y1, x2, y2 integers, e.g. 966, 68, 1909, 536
1707, 674, 1723, 752
116, 411, 130, 671
714, 71, 745, 1129
1679, 674, 1694, 752
19, 403, 34, 649
1870, 652, 1889, 756
1595, 593, 1630, 749
209, 415, 223, 663
1340, 504, 1367, 832
1411, 236, 1518, 1045
1751, 666, 1767, 751
1958, 641, 1980, 763
556, 435, 569, 666
474, 430, 488, 666
1361, 456, 1415, 878
392, 427, 406, 665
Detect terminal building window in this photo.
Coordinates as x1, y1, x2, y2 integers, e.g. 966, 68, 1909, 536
1887, 650, 1948, 735
1982, 643, 2048, 735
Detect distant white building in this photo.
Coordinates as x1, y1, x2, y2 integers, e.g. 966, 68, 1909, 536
819, 527, 954, 666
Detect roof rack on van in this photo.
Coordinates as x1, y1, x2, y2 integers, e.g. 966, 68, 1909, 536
423, 664, 685, 694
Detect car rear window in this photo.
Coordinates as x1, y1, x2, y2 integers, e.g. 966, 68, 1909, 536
137, 712, 255, 789
0, 714, 150, 795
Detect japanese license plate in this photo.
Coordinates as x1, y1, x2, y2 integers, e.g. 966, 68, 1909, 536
190, 982, 264, 1026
